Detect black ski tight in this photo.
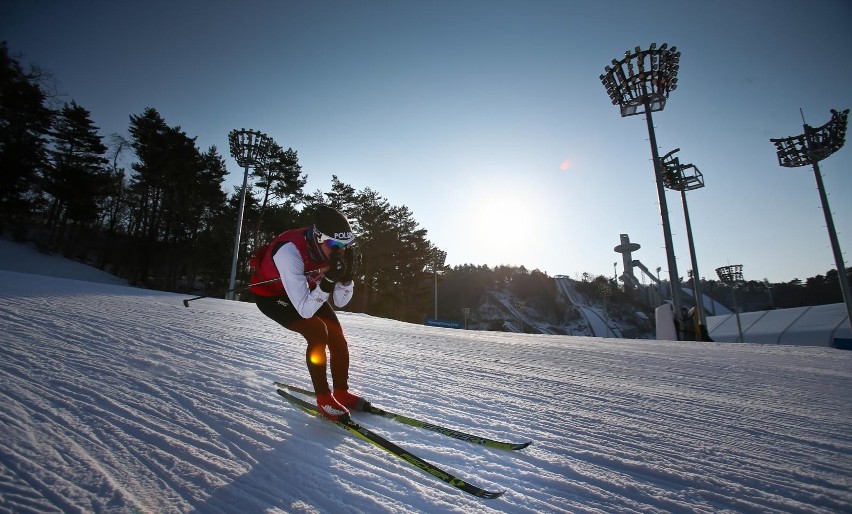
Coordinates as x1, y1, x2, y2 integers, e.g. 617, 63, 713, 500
256, 297, 349, 394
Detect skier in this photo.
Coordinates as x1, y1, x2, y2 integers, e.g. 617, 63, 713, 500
250, 205, 368, 421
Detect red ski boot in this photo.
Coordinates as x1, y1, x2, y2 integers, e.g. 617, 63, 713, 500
316, 392, 350, 421
334, 389, 371, 412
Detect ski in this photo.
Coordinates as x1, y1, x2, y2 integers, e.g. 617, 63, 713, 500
275, 387, 505, 499
274, 381, 530, 451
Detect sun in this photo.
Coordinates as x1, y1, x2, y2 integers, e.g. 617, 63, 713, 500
472, 196, 529, 235
467, 186, 535, 264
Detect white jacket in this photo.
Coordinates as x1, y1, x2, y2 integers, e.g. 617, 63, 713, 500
272, 243, 353, 318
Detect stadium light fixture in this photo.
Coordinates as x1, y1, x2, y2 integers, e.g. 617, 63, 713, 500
660, 148, 707, 340
716, 264, 745, 343
227, 129, 273, 300
600, 43, 684, 334
770, 109, 851, 334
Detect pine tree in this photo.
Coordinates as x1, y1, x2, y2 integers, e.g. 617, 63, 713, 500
0, 42, 53, 231
251, 143, 306, 244
311, 178, 438, 321
43, 100, 109, 252
127, 107, 209, 286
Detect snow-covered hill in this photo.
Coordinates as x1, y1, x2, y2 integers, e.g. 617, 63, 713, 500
471, 279, 644, 338
1, 242, 851, 513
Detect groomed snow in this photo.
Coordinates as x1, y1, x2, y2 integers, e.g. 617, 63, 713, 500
1, 240, 850, 513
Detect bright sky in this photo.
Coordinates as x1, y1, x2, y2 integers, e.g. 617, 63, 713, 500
4, 0, 851, 283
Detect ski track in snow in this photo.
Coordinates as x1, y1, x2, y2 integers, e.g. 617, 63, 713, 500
1, 269, 851, 513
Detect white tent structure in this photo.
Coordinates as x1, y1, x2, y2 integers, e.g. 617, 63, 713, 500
707, 303, 852, 348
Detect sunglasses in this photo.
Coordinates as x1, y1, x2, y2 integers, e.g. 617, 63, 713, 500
316, 231, 353, 250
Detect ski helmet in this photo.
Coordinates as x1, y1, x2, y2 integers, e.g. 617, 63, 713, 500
313, 205, 355, 248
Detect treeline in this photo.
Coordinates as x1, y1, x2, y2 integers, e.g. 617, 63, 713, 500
0, 42, 443, 321
696, 270, 852, 312
2, 42, 238, 288
436, 265, 560, 319
567, 271, 852, 318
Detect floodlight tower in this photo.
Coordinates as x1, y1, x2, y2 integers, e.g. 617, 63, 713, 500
600, 43, 684, 330
227, 128, 273, 300
432, 249, 447, 319
716, 264, 745, 343
661, 148, 707, 339
770, 109, 852, 332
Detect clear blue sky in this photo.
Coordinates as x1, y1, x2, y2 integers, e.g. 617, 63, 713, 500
3, 0, 851, 284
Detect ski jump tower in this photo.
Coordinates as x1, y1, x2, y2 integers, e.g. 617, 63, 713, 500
615, 234, 666, 305
614, 234, 640, 291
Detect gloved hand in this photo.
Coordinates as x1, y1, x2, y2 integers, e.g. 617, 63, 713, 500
320, 248, 346, 293
340, 249, 360, 284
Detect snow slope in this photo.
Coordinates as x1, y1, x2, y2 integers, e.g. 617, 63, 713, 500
0, 239, 127, 286
554, 278, 623, 338
1, 243, 851, 513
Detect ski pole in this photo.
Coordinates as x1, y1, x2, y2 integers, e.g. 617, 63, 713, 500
182, 278, 280, 307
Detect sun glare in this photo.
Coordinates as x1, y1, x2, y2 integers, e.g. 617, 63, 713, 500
308, 348, 327, 366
